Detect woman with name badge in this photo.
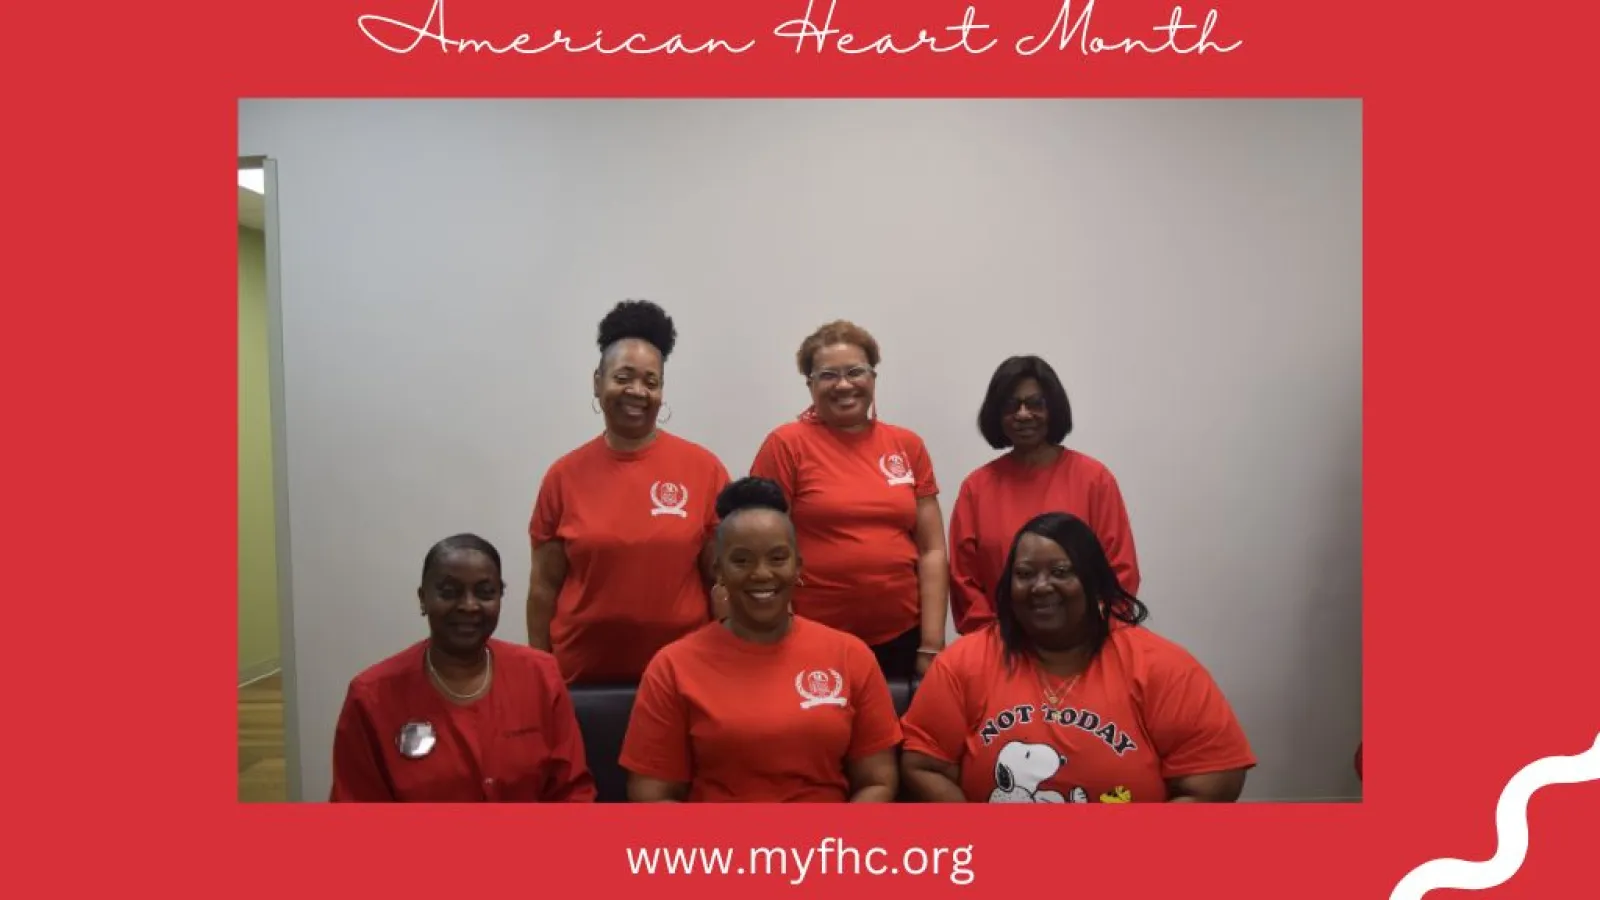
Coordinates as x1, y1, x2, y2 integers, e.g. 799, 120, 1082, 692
899, 513, 1255, 804
619, 477, 903, 803
527, 299, 731, 684
948, 355, 1140, 635
749, 319, 948, 679
330, 534, 596, 802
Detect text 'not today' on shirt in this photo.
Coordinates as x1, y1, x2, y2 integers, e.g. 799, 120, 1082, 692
750, 418, 939, 647
900, 624, 1256, 804
618, 616, 904, 802
530, 430, 731, 684
330, 639, 596, 803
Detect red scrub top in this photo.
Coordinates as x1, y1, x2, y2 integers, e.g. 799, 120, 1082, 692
330, 639, 596, 802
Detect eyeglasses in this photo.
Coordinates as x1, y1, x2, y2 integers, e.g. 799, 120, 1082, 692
809, 365, 876, 387
1004, 396, 1047, 415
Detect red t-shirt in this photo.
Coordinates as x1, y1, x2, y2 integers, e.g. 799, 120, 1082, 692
619, 616, 904, 802
750, 418, 938, 646
330, 639, 596, 802
531, 431, 730, 683
901, 625, 1254, 803
949, 449, 1140, 634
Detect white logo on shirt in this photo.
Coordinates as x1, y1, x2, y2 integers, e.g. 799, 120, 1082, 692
649, 481, 689, 517
794, 669, 847, 709
878, 452, 915, 486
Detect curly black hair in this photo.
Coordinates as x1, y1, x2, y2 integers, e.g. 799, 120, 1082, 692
713, 476, 795, 554
716, 476, 790, 520
597, 299, 677, 363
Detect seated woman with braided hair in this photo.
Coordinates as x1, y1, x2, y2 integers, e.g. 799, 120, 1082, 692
619, 477, 903, 802
900, 513, 1255, 804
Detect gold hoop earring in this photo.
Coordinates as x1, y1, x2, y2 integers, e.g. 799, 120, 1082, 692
591, 397, 601, 414
659, 403, 673, 424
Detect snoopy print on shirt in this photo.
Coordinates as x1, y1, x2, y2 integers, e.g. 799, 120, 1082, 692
988, 741, 1092, 803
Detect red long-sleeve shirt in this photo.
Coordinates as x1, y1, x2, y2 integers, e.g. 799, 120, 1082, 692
330, 639, 596, 802
948, 449, 1140, 633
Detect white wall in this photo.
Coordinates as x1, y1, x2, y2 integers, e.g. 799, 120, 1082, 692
240, 99, 1362, 803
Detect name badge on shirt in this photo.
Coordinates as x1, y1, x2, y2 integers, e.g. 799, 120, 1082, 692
397, 721, 437, 759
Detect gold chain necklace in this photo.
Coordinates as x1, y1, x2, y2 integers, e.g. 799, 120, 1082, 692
1038, 669, 1081, 706
427, 645, 493, 701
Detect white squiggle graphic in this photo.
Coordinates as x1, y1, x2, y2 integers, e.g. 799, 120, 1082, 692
1390, 731, 1600, 900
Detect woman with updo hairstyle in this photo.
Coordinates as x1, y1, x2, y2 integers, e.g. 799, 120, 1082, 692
618, 477, 903, 803
330, 534, 595, 802
527, 299, 731, 684
750, 320, 949, 679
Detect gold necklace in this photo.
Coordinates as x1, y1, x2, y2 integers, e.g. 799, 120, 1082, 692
1038, 669, 1081, 706
427, 645, 493, 701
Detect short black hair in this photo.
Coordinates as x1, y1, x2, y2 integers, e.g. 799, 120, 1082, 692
714, 476, 794, 554
977, 355, 1073, 449
597, 299, 677, 366
994, 512, 1146, 669
421, 533, 504, 585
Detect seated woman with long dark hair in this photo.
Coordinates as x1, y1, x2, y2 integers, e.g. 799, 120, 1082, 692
900, 513, 1255, 803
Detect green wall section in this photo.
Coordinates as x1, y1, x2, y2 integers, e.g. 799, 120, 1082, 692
238, 224, 282, 680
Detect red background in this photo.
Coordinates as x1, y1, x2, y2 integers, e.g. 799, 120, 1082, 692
9, 0, 1598, 896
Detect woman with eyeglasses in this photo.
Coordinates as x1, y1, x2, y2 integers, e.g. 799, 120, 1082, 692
900, 513, 1253, 804
527, 300, 731, 684
750, 320, 948, 679
330, 534, 596, 802
946, 356, 1140, 634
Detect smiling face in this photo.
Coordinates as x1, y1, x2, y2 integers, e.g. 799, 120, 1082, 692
595, 338, 663, 440
1007, 532, 1089, 650
806, 342, 876, 430
1001, 377, 1050, 451
716, 508, 800, 635
418, 548, 503, 657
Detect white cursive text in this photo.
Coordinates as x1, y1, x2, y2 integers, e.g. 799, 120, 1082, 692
356, 0, 756, 55
772, 0, 999, 55
1016, 0, 1241, 56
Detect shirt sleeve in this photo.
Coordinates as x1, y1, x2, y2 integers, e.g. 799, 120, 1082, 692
618, 654, 694, 785
537, 655, 598, 802
1090, 468, 1141, 596
704, 456, 732, 538
530, 463, 564, 545
898, 652, 971, 766
749, 430, 797, 501
329, 681, 395, 802
1138, 643, 1257, 779
907, 431, 940, 499
947, 478, 993, 634
846, 642, 904, 761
